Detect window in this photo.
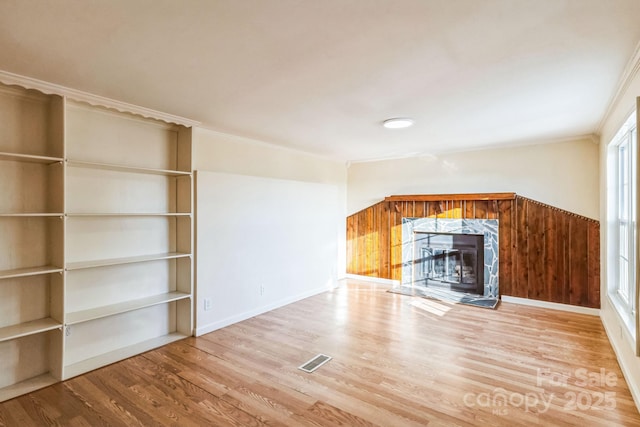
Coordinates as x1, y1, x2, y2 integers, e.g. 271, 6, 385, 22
608, 110, 637, 334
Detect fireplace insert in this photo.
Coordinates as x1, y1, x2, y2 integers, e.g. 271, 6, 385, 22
413, 231, 484, 295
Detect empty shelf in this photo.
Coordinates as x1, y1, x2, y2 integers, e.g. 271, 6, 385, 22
0, 265, 63, 280
0, 213, 64, 217
65, 252, 191, 271
0, 374, 58, 403
66, 159, 191, 176
0, 318, 61, 342
65, 292, 191, 325
63, 333, 188, 380
0, 151, 63, 164
66, 212, 191, 217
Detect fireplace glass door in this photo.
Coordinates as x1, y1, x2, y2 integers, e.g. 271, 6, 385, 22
413, 232, 484, 295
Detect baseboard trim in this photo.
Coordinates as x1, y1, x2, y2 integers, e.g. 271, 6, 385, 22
600, 307, 640, 413
344, 274, 400, 286
501, 295, 600, 316
195, 284, 336, 336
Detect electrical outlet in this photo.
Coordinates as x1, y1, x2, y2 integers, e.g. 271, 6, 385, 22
260, 284, 265, 296
203, 298, 212, 311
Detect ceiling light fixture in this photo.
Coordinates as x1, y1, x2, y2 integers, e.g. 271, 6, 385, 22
383, 117, 414, 129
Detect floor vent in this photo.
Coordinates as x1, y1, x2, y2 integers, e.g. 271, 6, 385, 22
298, 354, 332, 373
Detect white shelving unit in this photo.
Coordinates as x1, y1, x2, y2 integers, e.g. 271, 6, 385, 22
0, 84, 65, 401
61, 100, 193, 380
0, 82, 194, 401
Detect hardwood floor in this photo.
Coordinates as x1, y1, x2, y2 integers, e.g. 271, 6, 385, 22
1, 280, 639, 426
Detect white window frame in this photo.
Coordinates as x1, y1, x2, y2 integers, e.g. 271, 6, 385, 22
607, 110, 637, 338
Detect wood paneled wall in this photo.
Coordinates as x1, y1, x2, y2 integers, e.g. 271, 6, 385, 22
346, 194, 600, 308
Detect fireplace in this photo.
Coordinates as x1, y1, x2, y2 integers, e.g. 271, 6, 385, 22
413, 231, 485, 295
401, 218, 499, 299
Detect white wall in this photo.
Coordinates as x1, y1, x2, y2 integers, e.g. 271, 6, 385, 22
347, 138, 600, 219
193, 128, 347, 335
598, 61, 640, 409
193, 127, 346, 184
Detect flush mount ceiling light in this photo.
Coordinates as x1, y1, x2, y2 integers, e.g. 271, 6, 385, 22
383, 117, 414, 129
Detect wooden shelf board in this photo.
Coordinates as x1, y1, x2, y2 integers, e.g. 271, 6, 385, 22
66, 212, 191, 217
63, 333, 188, 380
0, 213, 64, 217
384, 192, 517, 202
0, 318, 61, 342
66, 159, 191, 176
0, 151, 63, 165
66, 292, 191, 325
0, 265, 63, 280
65, 252, 191, 271
0, 373, 58, 403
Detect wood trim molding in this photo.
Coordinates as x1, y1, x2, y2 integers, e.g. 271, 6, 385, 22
501, 295, 600, 316
516, 195, 599, 223
384, 192, 516, 202
344, 274, 400, 286
0, 69, 200, 127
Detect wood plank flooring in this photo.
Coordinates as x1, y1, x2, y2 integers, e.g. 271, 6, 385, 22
1, 280, 638, 426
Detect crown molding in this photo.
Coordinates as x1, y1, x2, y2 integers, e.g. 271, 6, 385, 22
196, 125, 345, 163
596, 39, 640, 135
349, 133, 597, 164
0, 69, 200, 128
444, 133, 599, 154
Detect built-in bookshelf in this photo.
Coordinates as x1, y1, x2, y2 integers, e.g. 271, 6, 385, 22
0, 84, 65, 401
0, 82, 193, 401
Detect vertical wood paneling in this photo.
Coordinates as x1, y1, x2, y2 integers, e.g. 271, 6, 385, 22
390, 203, 403, 281
475, 200, 488, 219
556, 211, 568, 304
465, 200, 474, 218
427, 201, 438, 217
357, 210, 366, 275
528, 202, 546, 300
364, 203, 374, 275
544, 209, 560, 303
373, 204, 379, 276
345, 194, 599, 308
346, 215, 356, 274
489, 201, 499, 219
379, 202, 391, 279
453, 200, 463, 218
569, 216, 589, 306
498, 200, 513, 296
446, 200, 453, 218
514, 197, 529, 298
403, 201, 414, 218
588, 222, 601, 309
